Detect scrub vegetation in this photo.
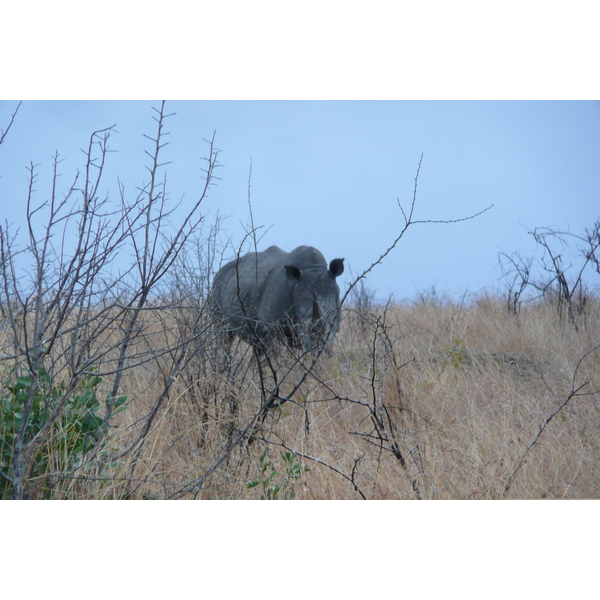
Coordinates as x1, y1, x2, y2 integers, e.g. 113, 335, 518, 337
1, 101, 599, 499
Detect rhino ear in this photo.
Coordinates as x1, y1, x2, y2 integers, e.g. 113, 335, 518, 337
329, 258, 344, 278
284, 264, 302, 281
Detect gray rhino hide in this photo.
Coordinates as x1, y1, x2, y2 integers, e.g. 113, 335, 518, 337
210, 245, 344, 351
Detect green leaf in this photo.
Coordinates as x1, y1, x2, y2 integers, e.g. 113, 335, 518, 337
12, 376, 32, 391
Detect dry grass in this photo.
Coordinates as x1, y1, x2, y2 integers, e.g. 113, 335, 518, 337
3, 294, 599, 499
68, 294, 600, 500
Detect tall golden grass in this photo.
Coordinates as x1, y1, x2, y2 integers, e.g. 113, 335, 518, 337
21, 292, 596, 500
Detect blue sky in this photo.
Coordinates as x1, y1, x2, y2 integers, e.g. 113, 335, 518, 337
1, 100, 599, 301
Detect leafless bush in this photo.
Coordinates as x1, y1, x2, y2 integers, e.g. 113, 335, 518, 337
584, 218, 600, 276
0, 102, 220, 498
348, 278, 377, 336
499, 222, 600, 325
498, 250, 535, 315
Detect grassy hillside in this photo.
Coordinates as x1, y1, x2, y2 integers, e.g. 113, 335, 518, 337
4, 293, 596, 499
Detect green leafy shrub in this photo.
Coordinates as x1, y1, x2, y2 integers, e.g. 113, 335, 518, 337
247, 449, 308, 500
0, 368, 127, 499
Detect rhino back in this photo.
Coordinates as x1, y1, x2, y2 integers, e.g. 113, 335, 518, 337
211, 246, 291, 329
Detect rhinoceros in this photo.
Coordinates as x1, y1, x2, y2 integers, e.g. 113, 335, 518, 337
210, 245, 345, 352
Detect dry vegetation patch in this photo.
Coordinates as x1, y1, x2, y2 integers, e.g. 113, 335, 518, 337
3, 288, 599, 499
38, 294, 593, 500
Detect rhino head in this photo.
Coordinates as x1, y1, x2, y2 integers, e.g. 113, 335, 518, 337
284, 257, 345, 351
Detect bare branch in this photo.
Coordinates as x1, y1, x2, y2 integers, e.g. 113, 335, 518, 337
0, 101, 21, 147
503, 343, 600, 498
342, 156, 493, 304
